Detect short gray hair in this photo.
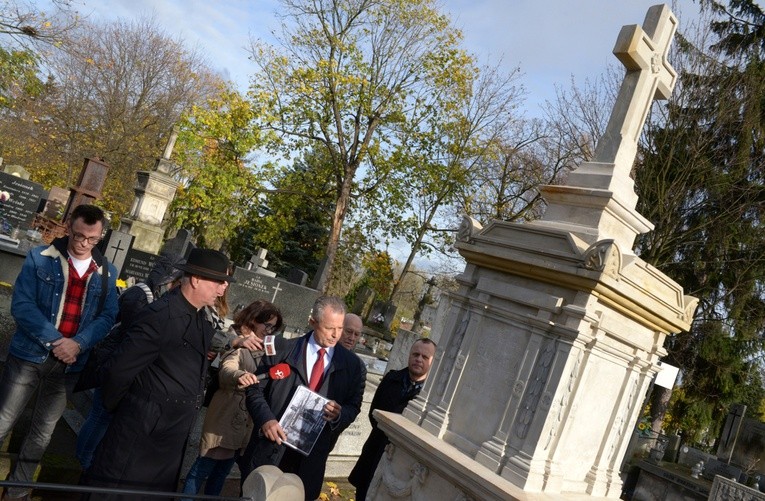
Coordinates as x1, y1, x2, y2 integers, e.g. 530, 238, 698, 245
311, 296, 346, 323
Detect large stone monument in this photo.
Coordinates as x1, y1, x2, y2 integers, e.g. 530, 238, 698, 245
119, 127, 181, 254
369, 5, 698, 500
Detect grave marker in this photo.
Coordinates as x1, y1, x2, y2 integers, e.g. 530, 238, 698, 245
120, 248, 160, 282
227, 267, 319, 333
0, 171, 47, 232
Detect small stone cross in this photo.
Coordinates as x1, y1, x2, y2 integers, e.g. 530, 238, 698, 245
247, 248, 269, 271
593, 4, 677, 172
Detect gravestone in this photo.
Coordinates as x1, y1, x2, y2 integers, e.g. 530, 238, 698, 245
42, 186, 69, 220
716, 403, 747, 464
701, 458, 745, 483
310, 257, 328, 290
357, 353, 388, 376
370, 6, 697, 500
101, 229, 135, 277
119, 128, 181, 254
120, 247, 160, 282
367, 300, 397, 335
3, 165, 30, 179
717, 416, 765, 479
352, 285, 375, 318
326, 373, 378, 477
227, 267, 319, 334
677, 446, 716, 470
246, 248, 277, 278
709, 476, 765, 501
0, 171, 47, 234
286, 268, 308, 286
161, 229, 194, 260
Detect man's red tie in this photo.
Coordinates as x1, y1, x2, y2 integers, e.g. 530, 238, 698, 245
309, 348, 326, 391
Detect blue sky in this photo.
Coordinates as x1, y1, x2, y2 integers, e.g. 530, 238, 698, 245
55, 0, 703, 271
65, 0, 703, 116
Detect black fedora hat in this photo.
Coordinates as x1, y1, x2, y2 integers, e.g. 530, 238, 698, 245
175, 248, 236, 283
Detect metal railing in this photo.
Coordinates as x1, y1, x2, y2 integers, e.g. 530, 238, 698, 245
0, 480, 253, 500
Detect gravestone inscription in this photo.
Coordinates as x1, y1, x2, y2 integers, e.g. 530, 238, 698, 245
0, 171, 47, 232
227, 267, 319, 333
120, 248, 160, 282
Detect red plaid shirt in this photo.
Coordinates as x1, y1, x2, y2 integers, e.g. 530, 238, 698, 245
58, 258, 98, 338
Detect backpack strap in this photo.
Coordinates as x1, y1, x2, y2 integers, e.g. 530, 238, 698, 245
96, 254, 109, 317
135, 282, 154, 303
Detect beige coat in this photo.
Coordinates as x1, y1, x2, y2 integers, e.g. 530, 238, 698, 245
199, 346, 264, 456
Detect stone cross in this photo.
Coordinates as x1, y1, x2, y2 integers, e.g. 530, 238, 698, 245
593, 4, 677, 173
247, 248, 269, 271
271, 282, 282, 303
162, 125, 179, 160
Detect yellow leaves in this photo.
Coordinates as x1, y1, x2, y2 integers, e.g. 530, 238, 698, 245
85, 58, 95, 65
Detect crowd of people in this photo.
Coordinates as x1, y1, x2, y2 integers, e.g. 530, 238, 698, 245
0, 203, 437, 501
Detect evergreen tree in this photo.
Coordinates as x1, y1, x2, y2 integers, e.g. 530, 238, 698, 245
634, 0, 765, 442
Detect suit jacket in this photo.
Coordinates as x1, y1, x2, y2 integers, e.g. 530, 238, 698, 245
244, 331, 365, 499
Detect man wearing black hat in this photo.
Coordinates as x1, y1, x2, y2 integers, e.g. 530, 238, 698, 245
84, 248, 236, 500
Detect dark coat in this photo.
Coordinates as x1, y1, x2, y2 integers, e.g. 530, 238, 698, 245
348, 368, 422, 500
243, 332, 366, 500
83, 287, 213, 500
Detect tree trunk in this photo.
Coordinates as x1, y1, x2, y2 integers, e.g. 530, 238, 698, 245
315, 164, 355, 294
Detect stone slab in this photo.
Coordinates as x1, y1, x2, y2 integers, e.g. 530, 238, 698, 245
0, 171, 47, 231
120, 247, 160, 282
228, 267, 319, 334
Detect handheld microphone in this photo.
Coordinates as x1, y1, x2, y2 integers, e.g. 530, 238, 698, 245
257, 363, 291, 381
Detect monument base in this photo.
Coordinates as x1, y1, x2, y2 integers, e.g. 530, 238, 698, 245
372, 412, 612, 501
119, 218, 166, 254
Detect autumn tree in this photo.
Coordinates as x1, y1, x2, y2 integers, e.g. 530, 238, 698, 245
377, 61, 524, 302
0, 16, 221, 221
247, 0, 475, 293
170, 88, 263, 249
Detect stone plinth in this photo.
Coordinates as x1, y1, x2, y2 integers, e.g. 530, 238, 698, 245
372, 411, 611, 501
394, 219, 695, 498
118, 218, 165, 254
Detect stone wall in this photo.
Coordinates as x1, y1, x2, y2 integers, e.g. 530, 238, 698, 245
709, 476, 765, 501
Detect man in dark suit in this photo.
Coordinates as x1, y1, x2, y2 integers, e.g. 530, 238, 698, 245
84, 248, 235, 500
243, 296, 366, 500
348, 337, 437, 500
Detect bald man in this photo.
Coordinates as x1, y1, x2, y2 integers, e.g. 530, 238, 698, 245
339, 313, 363, 350
349, 338, 437, 500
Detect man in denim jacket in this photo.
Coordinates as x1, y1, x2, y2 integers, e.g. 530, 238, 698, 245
0, 204, 118, 500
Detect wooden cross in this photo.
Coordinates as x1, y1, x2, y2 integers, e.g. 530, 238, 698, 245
593, 4, 677, 171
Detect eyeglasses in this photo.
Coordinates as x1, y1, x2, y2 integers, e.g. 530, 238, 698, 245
71, 231, 102, 245
262, 322, 278, 334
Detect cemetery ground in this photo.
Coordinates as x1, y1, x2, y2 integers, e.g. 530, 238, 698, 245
0, 283, 355, 500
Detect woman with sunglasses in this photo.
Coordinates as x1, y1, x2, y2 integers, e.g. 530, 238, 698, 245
182, 300, 283, 499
